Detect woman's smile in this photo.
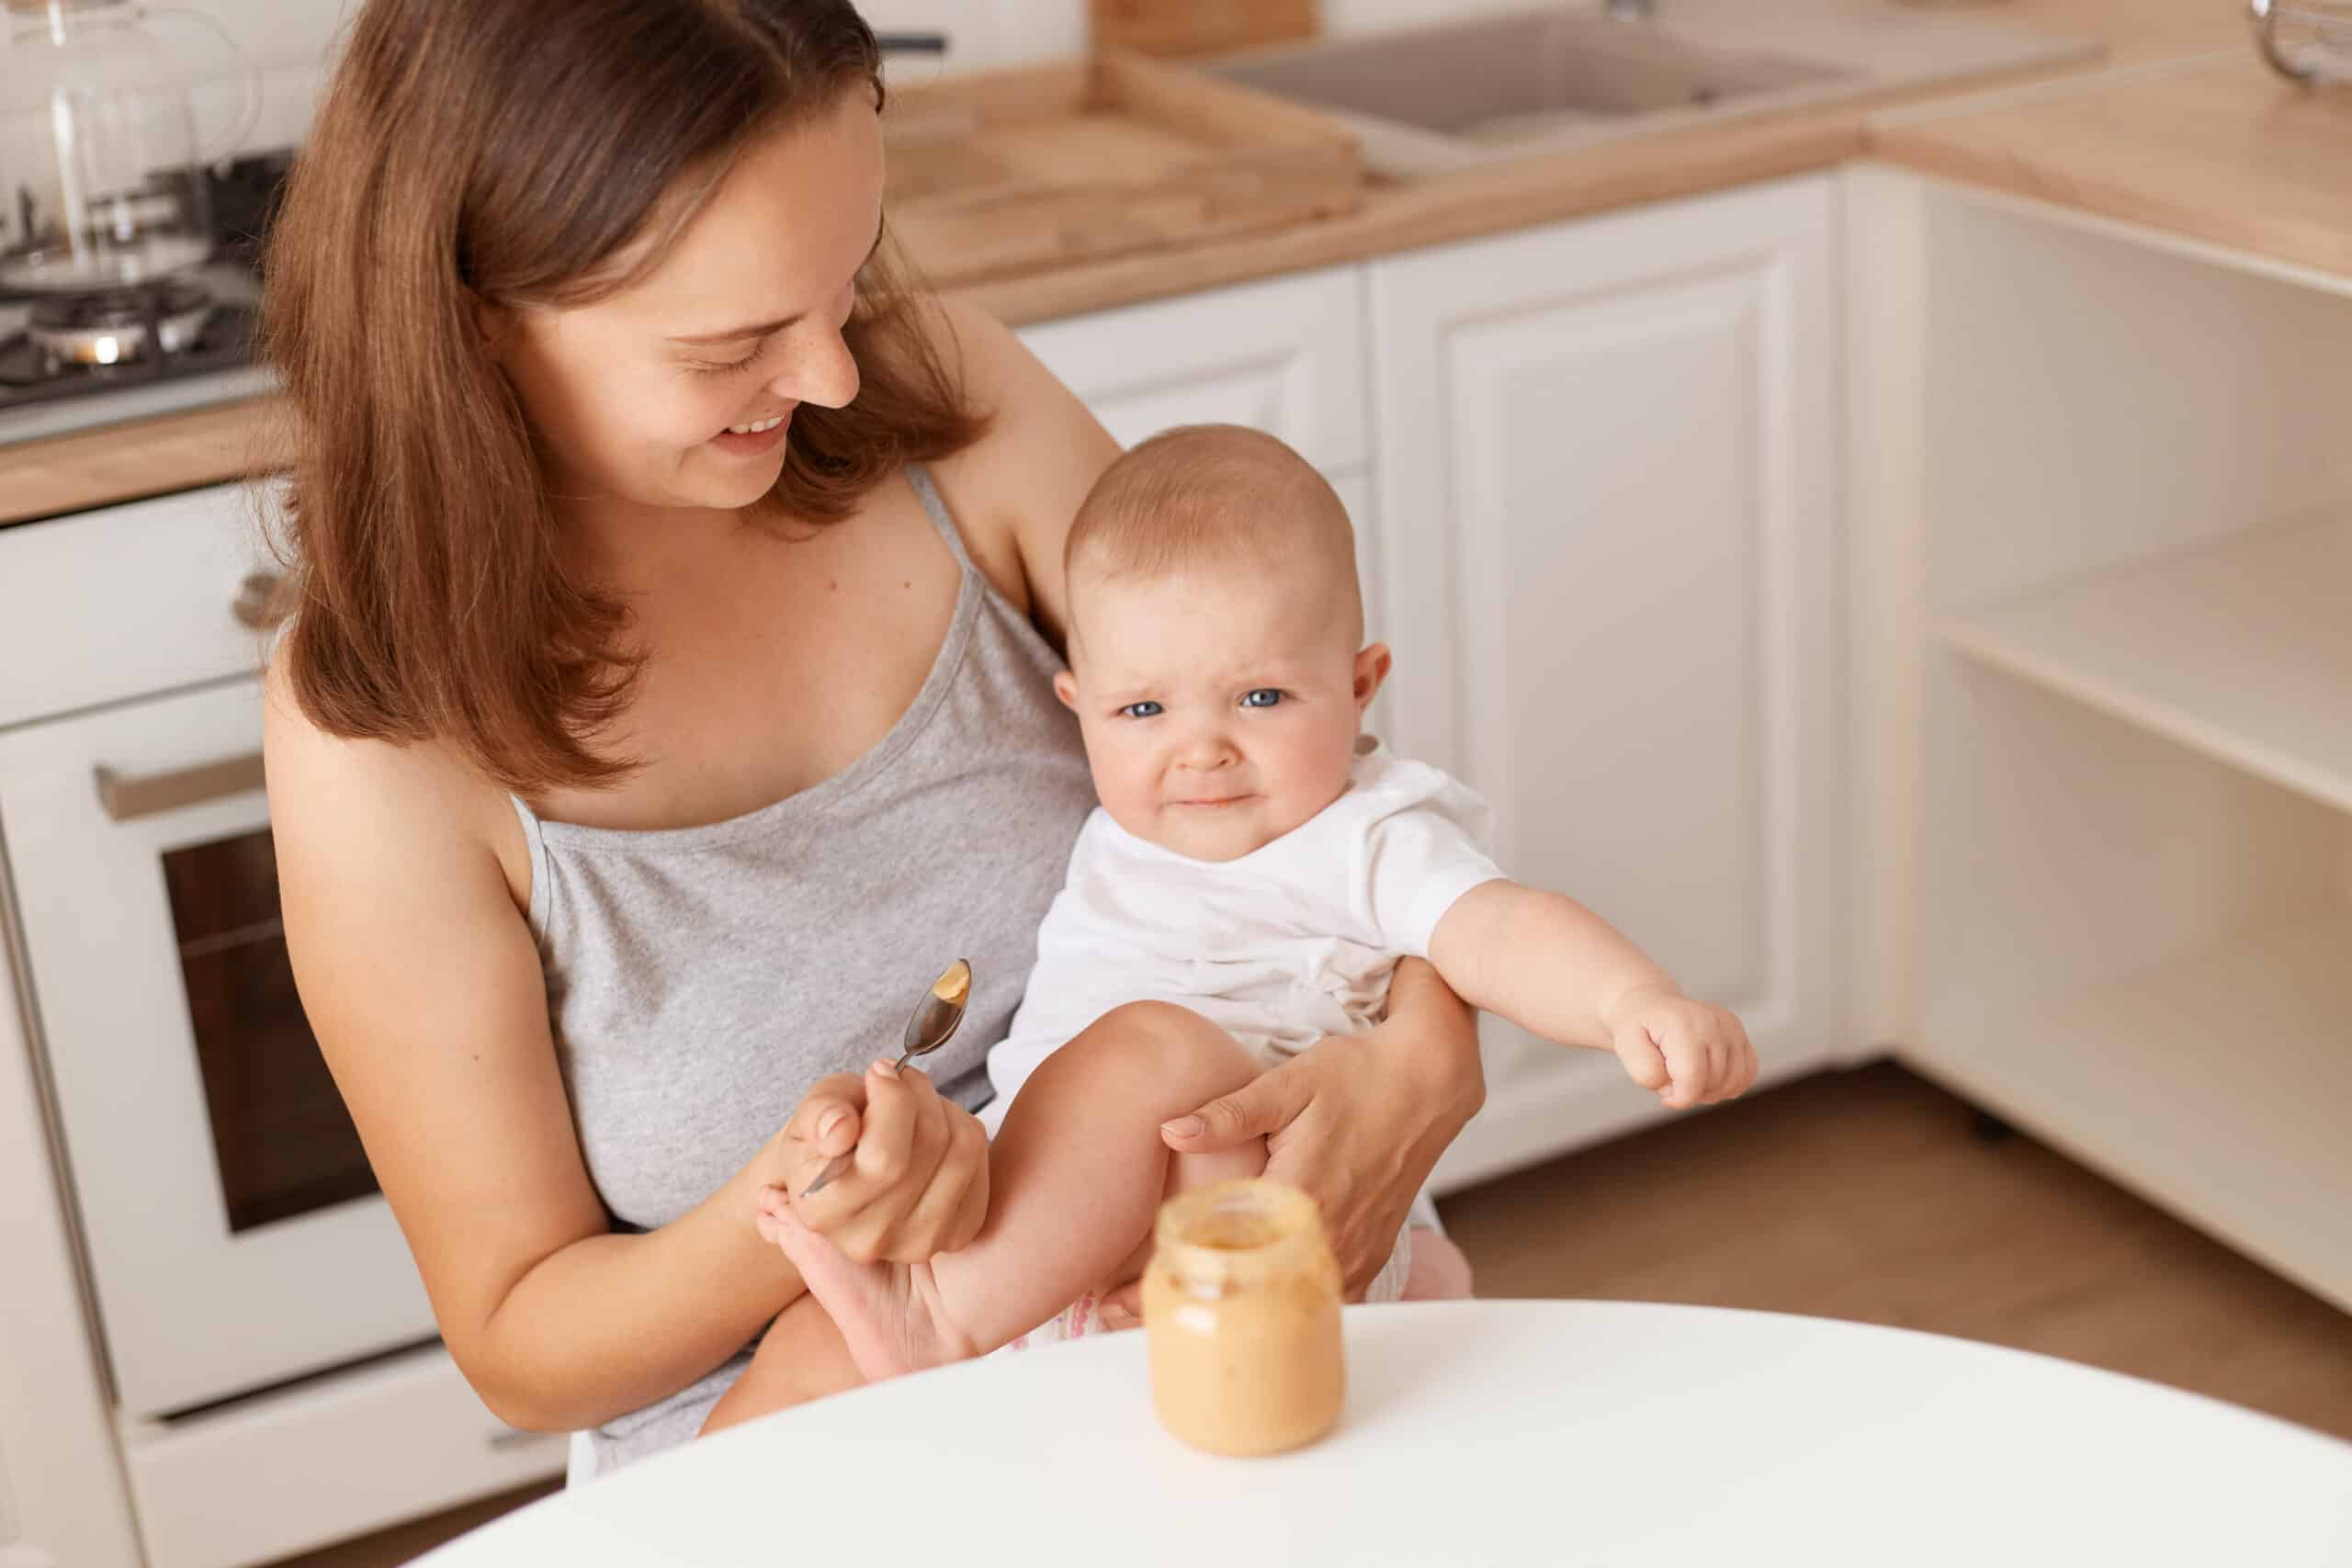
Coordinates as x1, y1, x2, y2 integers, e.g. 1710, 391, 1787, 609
709, 403, 795, 456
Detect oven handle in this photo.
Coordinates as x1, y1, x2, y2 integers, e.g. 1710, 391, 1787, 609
94, 752, 266, 822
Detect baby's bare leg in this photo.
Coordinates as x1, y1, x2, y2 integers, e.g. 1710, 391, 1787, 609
770, 1001, 1264, 1381
697, 1292, 863, 1438
1098, 1095, 1268, 1289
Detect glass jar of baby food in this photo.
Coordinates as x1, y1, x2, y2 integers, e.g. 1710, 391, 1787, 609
1142, 1178, 1345, 1457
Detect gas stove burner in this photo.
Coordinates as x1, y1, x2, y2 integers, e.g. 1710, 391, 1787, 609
0, 291, 258, 409
27, 278, 217, 367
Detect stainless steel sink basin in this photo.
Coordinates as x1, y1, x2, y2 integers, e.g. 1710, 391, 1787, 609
1215, 11, 1852, 140
1206, 5, 2101, 178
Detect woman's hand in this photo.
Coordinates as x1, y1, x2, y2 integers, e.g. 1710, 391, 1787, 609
1159, 958, 1484, 1299
766, 1060, 989, 1266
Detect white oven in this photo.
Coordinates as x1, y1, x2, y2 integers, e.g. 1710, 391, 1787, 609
0, 482, 561, 1568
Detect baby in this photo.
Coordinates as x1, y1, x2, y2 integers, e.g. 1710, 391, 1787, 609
743, 423, 1756, 1390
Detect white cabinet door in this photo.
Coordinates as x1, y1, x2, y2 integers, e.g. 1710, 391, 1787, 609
1369, 176, 1849, 1191
0, 947, 141, 1567
1015, 265, 1369, 473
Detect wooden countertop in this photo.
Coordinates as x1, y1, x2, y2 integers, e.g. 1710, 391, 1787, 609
1871, 53, 2352, 281
0, 0, 2265, 525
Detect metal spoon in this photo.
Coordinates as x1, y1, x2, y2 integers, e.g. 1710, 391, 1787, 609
798, 958, 971, 1198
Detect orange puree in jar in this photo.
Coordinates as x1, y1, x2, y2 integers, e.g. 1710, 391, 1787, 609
1142, 1179, 1344, 1457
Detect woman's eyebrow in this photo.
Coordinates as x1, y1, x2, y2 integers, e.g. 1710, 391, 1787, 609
667, 215, 887, 345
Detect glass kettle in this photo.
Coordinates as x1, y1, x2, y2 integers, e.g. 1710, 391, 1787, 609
0, 0, 260, 293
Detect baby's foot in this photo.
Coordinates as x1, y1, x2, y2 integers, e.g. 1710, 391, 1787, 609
755, 1189, 978, 1382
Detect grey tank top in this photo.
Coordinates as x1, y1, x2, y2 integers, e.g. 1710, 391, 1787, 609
510, 467, 1096, 1470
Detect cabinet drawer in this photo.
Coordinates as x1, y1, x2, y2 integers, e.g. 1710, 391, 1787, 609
0, 484, 272, 731
1018, 265, 1369, 472
120, 1344, 563, 1568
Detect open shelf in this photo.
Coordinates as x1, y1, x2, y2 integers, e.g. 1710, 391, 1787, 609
1930, 516, 2352, 817
1914, 904, 2352, 1315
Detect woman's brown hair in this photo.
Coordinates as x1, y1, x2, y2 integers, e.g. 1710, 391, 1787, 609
263, 0, 984, 793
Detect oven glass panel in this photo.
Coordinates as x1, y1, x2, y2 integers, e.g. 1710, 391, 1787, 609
162, 829, 377, 1232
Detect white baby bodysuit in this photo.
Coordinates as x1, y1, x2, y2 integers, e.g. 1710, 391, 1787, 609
982, 739, 1506, 1128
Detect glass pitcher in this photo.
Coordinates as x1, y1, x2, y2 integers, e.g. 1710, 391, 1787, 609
0, 0, 260, 292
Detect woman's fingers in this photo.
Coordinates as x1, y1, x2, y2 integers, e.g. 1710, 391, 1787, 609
870, 1075, 958, 1264
818, 1061, 922, 1260
786, 1072, 867, 1158
774, 1073, 865, 1208
1096, 1280, 1145, 1332
850, 1059, 919, 1188
1160, 1054, 1314, 1152
786, 1066, 989, 1265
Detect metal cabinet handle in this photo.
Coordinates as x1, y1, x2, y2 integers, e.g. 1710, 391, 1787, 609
485, 1425, 559, 1453
94, 753, 266, 823
232, 570, 288, 631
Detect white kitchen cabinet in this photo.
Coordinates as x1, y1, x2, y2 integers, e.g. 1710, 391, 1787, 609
1848, 165, 2352, 1314
0, 936, 142, 1568
1365, 176, 1849, 1190
1014, 264, 1369, 476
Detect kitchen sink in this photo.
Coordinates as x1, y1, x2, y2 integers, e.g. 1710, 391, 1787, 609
1206, 5, 2100, 178
1214, 11, 1854, 141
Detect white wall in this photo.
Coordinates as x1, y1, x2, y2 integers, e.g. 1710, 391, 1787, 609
4, 0, 1520, 254
168, 0, 1090, 154
7, 0, 1511, 174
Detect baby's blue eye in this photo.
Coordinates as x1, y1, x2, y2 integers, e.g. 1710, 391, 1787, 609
1119, 701, 1164, 719
1240, 689, 1283, 708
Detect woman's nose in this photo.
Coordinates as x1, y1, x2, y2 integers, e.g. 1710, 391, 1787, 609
775, 327, 860, 410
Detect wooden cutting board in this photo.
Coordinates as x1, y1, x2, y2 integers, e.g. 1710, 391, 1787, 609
1089, 0, 1318, 59
883, 52, 1362, 292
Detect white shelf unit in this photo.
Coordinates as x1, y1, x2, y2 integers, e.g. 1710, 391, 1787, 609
1908, 641, 2352, 1311
1852, 170, 2352, 1319
1920, 902, 2352, 1314
1931, 515, 2352, 818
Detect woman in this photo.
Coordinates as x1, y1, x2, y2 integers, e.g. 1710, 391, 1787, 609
262, 0, 1483, 1472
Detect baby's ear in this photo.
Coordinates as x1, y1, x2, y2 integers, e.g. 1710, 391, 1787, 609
1052, 670, 1080, 711
1352, 643, 1393, 708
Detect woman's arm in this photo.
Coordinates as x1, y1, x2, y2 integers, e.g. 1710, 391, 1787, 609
1159, 957, 1484, 1297
264, 666, 981, 1431
919, 295, 1122, 655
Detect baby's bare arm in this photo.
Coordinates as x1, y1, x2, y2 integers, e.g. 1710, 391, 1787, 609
1426, 879, 1673, 1050
1430, 881, 1756, 1109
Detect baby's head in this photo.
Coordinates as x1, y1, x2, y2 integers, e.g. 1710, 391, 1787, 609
1056, 424, 1389, 863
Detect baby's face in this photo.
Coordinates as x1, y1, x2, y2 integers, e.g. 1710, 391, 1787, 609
1057, 562, 1385, 863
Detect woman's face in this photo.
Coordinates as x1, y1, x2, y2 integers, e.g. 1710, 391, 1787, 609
490, 89, 885, 519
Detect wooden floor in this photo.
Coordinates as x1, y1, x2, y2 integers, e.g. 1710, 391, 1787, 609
274, 1060, 2352, 1565
1440, 1060, 2352, 1443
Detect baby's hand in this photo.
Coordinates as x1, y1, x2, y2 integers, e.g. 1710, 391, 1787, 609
1603, 983, 1757, 1110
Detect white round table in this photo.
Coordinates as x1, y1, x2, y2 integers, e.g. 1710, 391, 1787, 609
424, 1301, 2352, 1565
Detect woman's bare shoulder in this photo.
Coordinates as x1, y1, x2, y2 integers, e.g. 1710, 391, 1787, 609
915, 295, 1121, 653
262, 653, 529, 912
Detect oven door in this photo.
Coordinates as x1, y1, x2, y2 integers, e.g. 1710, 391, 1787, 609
0, 673, 437, 1416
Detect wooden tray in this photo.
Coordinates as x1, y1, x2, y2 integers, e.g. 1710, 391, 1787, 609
882, 52, 1363, 291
